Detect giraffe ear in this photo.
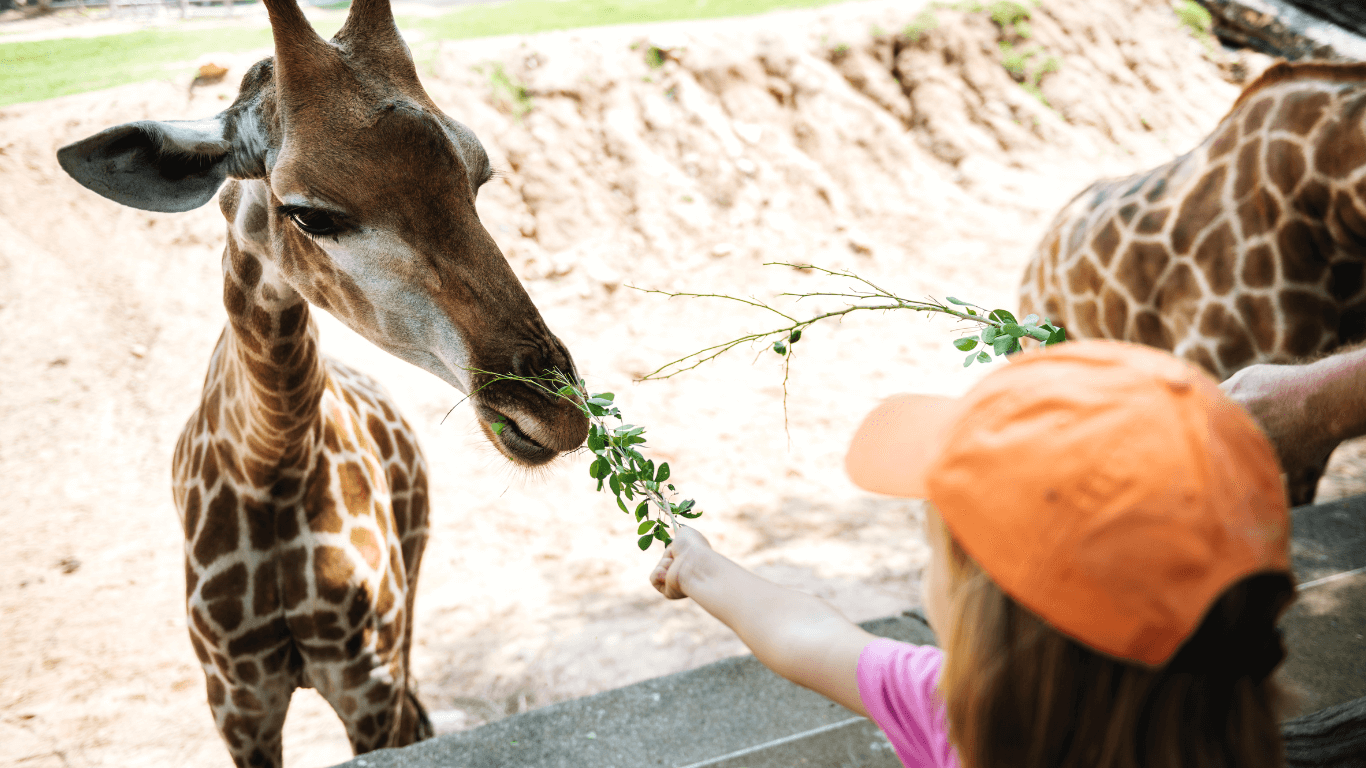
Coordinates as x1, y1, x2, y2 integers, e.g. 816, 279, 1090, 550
57, 117, 242, 213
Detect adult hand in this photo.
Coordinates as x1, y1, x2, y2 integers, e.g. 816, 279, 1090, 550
649, 525, 712, 600
1221, 362, 1338, 505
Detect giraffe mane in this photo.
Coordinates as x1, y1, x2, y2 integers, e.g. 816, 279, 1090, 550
1228, 60, 1366, 112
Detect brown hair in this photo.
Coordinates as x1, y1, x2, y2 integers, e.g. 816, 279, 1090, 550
930, 514, 1295, 768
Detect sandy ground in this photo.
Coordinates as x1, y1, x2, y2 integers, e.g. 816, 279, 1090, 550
3, 1, 1363, 766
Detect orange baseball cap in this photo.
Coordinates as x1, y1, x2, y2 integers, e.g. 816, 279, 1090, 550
845, 340, 1290, 666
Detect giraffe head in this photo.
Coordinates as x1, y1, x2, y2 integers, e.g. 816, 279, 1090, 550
57, 0, 588, 465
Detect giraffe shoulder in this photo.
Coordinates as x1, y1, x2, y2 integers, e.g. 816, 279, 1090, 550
1230, 60, 1366, 112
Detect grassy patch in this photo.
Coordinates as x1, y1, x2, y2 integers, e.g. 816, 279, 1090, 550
412, 0, 853, 42
0, 0, 855, 107
0, 27, 271, 106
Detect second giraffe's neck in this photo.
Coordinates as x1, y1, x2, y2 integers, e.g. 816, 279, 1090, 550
206, 181, 328, 475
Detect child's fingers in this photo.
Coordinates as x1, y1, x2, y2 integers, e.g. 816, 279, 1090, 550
649, 552, 673, 592
650, 549, 690, 600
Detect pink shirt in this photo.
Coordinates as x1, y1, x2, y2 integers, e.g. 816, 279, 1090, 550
857, 638, 961, 768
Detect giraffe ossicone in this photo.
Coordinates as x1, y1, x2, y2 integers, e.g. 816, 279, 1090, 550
57, 0, 589, 764
1020, 60, 1366, 506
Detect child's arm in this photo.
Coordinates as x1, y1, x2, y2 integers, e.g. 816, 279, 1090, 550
650, 526, 877, 717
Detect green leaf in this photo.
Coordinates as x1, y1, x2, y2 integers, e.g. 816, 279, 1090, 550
1025, 325, 1052, 341
1022, 314, 1040, 325
638, 535, 654, 551
993, 335, 1013, 356
491, 421, 505, 435
964, 351, 977, 367
638, 520, 656, 535
556, 385, 577, 398
788, 328, 803, 344
989, 309, 1018, 325
981, 326, 998, 344
976, 351, 992, 364
617, 496, 629, 514
586, 402, 607, 418
946, 296, 968, 305
966, 308, 977, 316
593, 392, 615, 402
653, 525, 671, 542
589, 457, 610, 480
1002, 323, 1026, 338
656, 463, 671, 483
635, 501, 650, 521
1046, 326, 1067, 345
773, 341, 788, 356
953, 337, 978, 352
676, 499, 701, 518
667, 484, 676, 491
587, 432, 606, 452
609, 474, 622, 496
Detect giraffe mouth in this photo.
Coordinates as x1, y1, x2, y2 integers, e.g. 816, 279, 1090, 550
474, 403, 557, 465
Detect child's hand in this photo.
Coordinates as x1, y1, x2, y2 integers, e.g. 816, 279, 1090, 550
650, 525, 712, 600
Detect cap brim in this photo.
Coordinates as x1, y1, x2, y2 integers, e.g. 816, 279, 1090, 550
845, 394, 964, 498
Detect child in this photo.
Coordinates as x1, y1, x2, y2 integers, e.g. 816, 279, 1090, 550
650, 340, 1296, 768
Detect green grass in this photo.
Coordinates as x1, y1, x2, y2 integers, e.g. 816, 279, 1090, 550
0, 0, 854, 107
0, 27, 272, 105
411, 0, 850, 41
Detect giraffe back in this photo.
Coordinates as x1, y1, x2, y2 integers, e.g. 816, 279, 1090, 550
1020, 61, 1366, 380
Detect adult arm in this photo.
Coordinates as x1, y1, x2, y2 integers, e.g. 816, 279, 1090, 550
1221, 343, 1366, 499
650, 526, 877, 716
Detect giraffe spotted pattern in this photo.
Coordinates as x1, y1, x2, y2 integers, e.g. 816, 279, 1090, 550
171, 225, 432, 766
1021, 61, 1366, 381
1020, 61, 1366, 505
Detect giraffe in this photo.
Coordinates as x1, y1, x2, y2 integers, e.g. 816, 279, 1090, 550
55, 0, 589, 764
1019, 60, 1366, 506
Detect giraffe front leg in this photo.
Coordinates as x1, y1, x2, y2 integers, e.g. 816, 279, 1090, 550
310, 654, 428, 753
197, 658, 295, 768
187, 615, 300, 768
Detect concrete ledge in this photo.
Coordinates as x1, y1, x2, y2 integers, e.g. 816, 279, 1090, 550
336, 613, 933, 768
1282, 494, 1366, 715
336, 495, 1366, 768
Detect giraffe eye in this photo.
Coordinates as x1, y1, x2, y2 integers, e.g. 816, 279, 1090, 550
284, 207, 343, 236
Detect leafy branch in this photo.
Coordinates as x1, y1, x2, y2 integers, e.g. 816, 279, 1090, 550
452, 368, 699, 552
632, 262, 1066, 384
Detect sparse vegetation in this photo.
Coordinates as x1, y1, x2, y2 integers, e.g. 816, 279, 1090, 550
904, 0, 1060, 106
480, 62, 533, 119
988, 0, 1033, 36
983, 0, 1060, 106
903, 10, 940, 41
1174, 0, 1213, 37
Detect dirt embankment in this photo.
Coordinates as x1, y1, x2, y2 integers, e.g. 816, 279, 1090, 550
3, 1, 1347, 766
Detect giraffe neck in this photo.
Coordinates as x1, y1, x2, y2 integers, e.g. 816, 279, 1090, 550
206, 180, 328, 480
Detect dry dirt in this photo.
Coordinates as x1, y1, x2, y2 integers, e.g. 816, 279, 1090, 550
2, 1, 1362, 766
